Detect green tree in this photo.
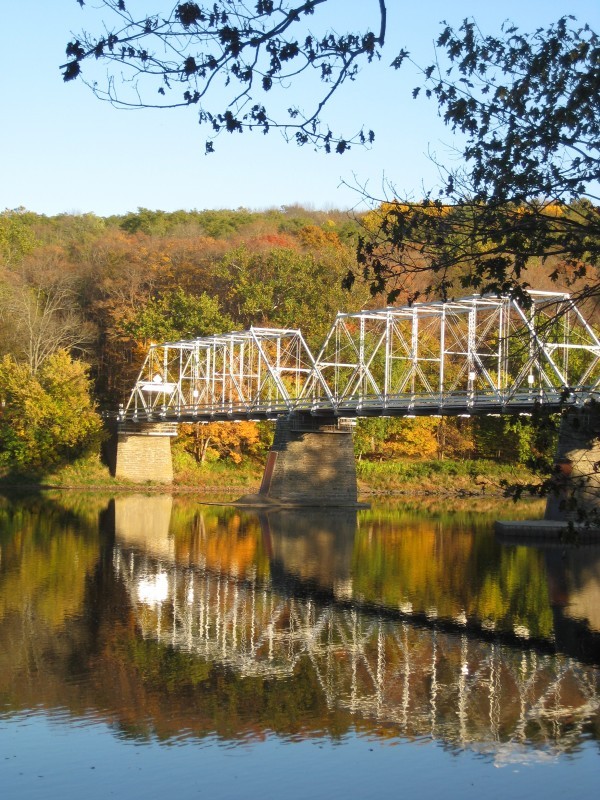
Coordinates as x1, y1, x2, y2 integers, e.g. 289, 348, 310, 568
124, 287, 234, 344
0, 208, 36, 266
216, 244, 369, 348
0, 350, 103, 473
474, 416, 535, 464
473, 414, 558, 467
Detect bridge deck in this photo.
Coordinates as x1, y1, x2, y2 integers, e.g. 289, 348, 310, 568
120, 391, 577, 424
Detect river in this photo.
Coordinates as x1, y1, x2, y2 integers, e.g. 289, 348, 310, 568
0, 492, 598, 799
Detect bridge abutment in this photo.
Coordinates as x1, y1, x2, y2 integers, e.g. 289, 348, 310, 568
250, 415, 360, 507
111, 422, 177, 484
545, 405, 600, 523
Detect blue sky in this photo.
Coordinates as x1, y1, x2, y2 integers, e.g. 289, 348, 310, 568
2, 1, 599, 216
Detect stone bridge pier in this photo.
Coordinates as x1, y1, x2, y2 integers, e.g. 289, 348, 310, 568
545, 404, 600, 523
253, 414, 360, 507
108, 421, 178, 484
110, 414, 362, 506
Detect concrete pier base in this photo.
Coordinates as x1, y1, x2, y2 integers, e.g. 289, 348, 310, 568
545, 405, 600, 522
239, 415, 362, 507
495, 404, 600, 542
112, 422, 178, 484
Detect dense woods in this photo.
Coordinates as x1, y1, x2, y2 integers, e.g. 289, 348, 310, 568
0, 204, 574, 477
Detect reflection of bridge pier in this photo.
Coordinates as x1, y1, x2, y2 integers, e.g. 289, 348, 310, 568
260, 507, 358, 597
544, 545, 600, 663
113, 494, 175, 556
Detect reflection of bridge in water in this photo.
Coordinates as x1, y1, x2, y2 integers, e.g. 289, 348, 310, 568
113, 496, 600, 752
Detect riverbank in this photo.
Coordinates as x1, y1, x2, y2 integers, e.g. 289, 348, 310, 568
0, 454, 542, 499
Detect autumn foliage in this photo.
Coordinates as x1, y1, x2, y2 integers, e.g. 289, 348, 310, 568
0, 205, 571, 473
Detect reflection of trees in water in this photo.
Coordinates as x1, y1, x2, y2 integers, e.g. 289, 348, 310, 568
117, 544, 600, 752
148, 499, 556, 639
352, 517, 555, 639
0, 493, 599, 753
0, 494, 102, 629
0, 494, 110, 719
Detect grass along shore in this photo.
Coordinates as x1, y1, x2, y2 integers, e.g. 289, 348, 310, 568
0, 450, 542, 499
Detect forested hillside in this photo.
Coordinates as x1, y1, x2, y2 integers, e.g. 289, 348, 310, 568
0, 205, 572, 477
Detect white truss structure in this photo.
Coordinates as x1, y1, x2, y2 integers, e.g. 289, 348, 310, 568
306, 290, 600, 415
123, 291, 600, 421
125, 327, 330, 421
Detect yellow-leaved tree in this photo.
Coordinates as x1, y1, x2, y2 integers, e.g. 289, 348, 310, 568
179, 421, 262, 465
0, 350, 103, 474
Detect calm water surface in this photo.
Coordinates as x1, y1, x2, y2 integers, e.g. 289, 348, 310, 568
0, 492, 598, 799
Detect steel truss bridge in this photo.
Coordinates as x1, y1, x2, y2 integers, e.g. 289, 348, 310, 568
115, 544, 600, 751
123, 291, 600, 422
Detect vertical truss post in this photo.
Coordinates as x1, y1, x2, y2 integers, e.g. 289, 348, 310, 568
239, 339, 245, 406
210, 338, 216, 413
358, 315, 366, 406
529, 304, 536, 383
384, 310, 391, 404
563, 304, 570, 380
439, 304, 446, 404
498, 300, 506, 393
467, 304, 476, 406
411, 308, 419, 400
